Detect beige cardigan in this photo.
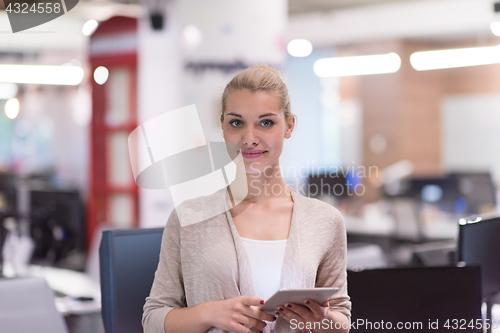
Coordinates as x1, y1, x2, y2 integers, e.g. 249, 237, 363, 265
142, 185, 351, 333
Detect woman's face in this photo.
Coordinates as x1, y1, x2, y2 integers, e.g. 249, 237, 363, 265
222, 89, 294, 175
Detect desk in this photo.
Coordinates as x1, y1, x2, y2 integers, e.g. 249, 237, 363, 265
28, 265, 101, 315
344, 215, 395, 236
345, 214, 458, 266
344, 215, 458, 240
421, 219, 459, 240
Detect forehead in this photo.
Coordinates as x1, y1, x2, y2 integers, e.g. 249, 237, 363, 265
225, 89, 282, 116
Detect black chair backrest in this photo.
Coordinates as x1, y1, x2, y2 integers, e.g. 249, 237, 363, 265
459, 215, 500, 298
347, 266, 482, 332
99, 227, 164, 333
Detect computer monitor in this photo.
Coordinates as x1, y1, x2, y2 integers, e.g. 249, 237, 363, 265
307, 170, 361, 200
0, 172, 17, 216
458, 215, 500, 298
29, 190, 85, 266
347, 266, 482, 332
390, 172, 496, 215
450, 172, 497, 215
407, 176, 460, 213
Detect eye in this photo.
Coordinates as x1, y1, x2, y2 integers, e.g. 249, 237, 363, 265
229, 119, 242, 127
261, 119, 275, 127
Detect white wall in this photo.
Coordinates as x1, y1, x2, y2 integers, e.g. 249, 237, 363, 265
137, 1, 183, 228
441, 93, 500, 183
281, 47, 341, 189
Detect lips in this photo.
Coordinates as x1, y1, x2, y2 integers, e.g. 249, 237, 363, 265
241, 150, 267, 158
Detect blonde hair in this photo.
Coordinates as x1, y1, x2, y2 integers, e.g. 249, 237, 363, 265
219, 65, 294, 126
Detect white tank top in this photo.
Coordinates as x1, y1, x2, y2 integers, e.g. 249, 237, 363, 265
240, 237, 288, 333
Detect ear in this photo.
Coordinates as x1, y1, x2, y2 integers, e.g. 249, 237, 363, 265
284, 114, 295, 139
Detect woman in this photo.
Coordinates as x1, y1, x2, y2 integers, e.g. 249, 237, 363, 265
142, 65, 351, 333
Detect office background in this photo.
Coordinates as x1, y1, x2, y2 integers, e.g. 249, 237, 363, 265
1, 0, 500, 332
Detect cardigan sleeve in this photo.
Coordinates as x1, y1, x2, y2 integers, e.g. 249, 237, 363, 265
315, 205, 352, 322
142, 208, 186, 333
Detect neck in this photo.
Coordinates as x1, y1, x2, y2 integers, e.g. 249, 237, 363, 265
229, 161, 291, 206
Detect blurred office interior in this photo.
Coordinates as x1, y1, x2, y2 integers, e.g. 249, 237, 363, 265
1, 0, 500, 332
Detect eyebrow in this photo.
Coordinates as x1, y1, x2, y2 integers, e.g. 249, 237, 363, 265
226, 112, 278, 118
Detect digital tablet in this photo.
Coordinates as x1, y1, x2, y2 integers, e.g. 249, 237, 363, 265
259, 287, 339, 314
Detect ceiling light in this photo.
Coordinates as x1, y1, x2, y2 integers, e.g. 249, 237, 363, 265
82, 19, 99, 36
93, 66, 109, 85
0, 65, 84, 85
5, 98, 19, 119
491, 22, 500, 36
182, 25, 202, 49
0, 83, 18, 99
410, 46, 500, 71
287, 39, 313, 57
314, 53, 401, 77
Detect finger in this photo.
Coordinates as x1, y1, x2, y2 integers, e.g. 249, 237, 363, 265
276, 305, 304, 324
282, 302, 312, 319
232, 314, 267, 332
250, 307, 277, 322
237, 322, 264, 333
240, 296, 266, 307
303, 298, 326, 317
243, 305, 276, 323
228, 321, 253, 333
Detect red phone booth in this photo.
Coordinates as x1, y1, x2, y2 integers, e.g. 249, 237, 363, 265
87, 16, 139, 249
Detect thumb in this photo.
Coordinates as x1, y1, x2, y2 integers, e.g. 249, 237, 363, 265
320, 298, 330, 307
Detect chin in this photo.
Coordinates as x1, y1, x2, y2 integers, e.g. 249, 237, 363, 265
244, 167, 263, 176
243, 159, 259, 169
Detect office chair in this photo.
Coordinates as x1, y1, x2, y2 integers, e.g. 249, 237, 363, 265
0, 276, 68, 333
458, 215, 500, 333
99, 227, 164, 333
347, 266, 482, 332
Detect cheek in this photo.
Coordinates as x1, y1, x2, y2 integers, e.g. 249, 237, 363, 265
272, 143, 284, 156
269, 132, 285, 150
222, 130, 235, 142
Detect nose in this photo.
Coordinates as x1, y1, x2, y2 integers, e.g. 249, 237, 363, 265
242, 127, 259, 147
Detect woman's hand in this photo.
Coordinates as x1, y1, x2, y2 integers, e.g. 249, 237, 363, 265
202, 296, 277, 333
274, 298, 330, 329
